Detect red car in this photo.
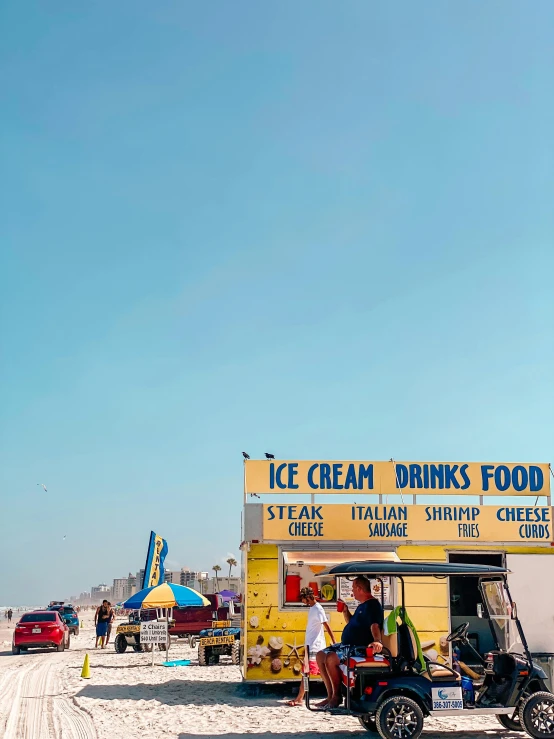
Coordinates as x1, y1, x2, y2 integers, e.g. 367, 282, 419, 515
12, 610, 70, 654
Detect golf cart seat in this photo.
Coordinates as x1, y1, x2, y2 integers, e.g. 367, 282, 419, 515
345, 630, 408, 669
422, 662, 461, 682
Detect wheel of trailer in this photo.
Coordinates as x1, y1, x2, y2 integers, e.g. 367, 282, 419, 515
359, 714, 378, 732
497, 712, 523, 732
114, 634, 128, 653
232, 640, 240, 665
376, 696, 424, 739
519, 692, 554, 739
198, 645, 207, 666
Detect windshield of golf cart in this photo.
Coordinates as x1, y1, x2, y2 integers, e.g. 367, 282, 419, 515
481, 579, 525, 656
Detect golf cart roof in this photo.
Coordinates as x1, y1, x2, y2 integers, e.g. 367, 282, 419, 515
321, 560, 509, 577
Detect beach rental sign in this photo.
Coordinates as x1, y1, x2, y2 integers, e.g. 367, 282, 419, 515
142, 531, 169, 588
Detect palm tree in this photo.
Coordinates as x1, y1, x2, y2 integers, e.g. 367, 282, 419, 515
212, 565, 221, 592
226, 557, 237, 588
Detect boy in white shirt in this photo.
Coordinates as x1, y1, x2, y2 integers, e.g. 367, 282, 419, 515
286, 586, 336, 707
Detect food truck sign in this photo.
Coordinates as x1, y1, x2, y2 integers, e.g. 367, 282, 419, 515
246, 460, 550, 497
262, 504, 554, 543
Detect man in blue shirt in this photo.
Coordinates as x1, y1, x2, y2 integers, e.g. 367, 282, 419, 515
315, 576, 384, 709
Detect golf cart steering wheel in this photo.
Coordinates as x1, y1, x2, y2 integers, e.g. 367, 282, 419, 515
447, 622, 470, 643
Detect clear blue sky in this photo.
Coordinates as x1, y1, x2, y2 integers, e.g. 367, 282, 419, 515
1, 1, 553, 605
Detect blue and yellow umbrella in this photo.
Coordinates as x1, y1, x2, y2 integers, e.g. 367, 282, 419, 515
122, 582, 210, 610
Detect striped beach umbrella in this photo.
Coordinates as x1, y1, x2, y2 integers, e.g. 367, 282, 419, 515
122, 582, 210, 610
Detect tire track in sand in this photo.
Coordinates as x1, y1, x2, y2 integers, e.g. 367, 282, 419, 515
0, 655, 96, 739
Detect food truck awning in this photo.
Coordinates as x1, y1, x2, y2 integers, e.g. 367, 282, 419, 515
318, 560, 509, 577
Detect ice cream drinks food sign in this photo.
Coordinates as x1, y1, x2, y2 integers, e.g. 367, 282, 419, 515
246, 460, 549, 497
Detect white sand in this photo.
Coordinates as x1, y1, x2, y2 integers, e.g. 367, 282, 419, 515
0, 617, 519, 738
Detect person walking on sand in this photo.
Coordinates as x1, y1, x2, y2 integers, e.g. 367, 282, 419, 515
105, 602, 115, 645
286, 587, 336, 707
94, 600, 111, 648
7, 609, 13, 624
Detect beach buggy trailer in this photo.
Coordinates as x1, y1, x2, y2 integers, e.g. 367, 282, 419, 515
198, 620, 241, 666
197, 601, 242, 665
304, 559, 554, 739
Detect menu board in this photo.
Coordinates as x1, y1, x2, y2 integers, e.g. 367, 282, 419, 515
338, 577, 358, 610
338, 577, 392, 610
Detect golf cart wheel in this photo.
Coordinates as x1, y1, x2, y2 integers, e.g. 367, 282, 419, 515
114, 634, 128, 653
519, 691, 554, 739
198, 645, 207, 666
497, 712, 523, 732
359, 714, 378, 733
231, 640, 240, 665
376, 695, 424, 739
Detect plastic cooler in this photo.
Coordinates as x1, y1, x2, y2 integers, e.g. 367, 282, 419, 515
286, 574, 301, 602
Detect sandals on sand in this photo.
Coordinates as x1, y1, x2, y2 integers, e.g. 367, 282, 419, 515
315, 699, 343, 711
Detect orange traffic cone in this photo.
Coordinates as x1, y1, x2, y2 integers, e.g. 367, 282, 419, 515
81, 653, 91, 679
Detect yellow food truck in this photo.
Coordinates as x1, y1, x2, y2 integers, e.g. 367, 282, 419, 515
240, 459, 554, 682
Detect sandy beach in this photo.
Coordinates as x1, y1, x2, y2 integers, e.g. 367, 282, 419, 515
0, 615, 523, 739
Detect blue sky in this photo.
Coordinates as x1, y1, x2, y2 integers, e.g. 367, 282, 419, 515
1, 1, 553, 604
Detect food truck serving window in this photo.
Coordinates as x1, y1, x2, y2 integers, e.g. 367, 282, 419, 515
280, 550, 396, 609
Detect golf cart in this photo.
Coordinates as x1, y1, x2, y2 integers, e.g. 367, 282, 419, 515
304, 560, 554, 739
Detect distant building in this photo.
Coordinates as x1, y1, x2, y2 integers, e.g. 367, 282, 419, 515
180, 568, 194, 586
90, 584, 110, 603
112, 578, 128, 603
204, 576, 241, 595
127, 572, 137, 597
136, 569, 145, 589
180, 569, 209, 591
111, 573, 137, 603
